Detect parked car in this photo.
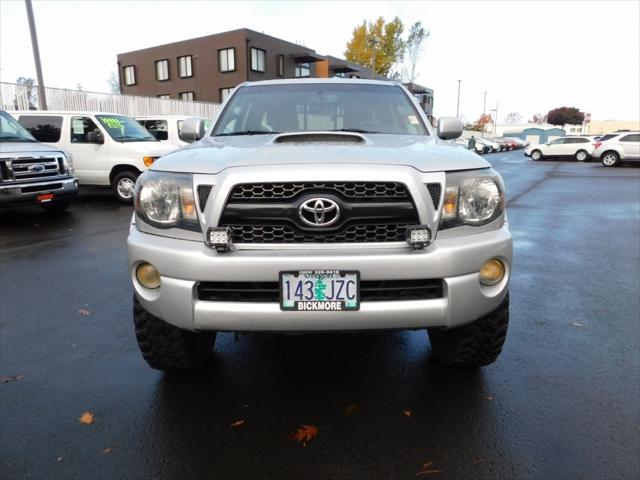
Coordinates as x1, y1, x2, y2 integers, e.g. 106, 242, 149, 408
13, 111, 179, 202
1, 110, 78, 211
479, 137, 500, 153
474, 139, 492, 154
505, 137, 525, 149
136, 115, 212, 146
591, 131, 640, 167
524, 136, 595, 162
127, 79, 512, 372
490, 138, 508, 151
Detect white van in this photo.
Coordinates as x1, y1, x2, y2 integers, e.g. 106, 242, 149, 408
136, 115, 212, 146
12, 111, 179, 202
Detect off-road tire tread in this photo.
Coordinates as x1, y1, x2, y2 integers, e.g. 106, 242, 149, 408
133, 296, 215, 371
428, 294, 509, 367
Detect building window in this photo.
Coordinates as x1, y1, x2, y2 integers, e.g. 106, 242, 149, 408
251, 48, 266, 72
179, 91, 194, 101
220, 88, 233, 102
157, 94, 171, 100
277, 55, 284, 77
17, 115, 63, 142
178, 55, 193, 78
218, 48, 235, 72
295, 62, 310, 77
155, 60, 169, 81
123, 65, 136, 85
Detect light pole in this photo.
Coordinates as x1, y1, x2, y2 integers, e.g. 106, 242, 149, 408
456, 79, 461, 117
25, 0, 46, 109
482, 91, 487, 137
489, 102, 498, 135
368, 37, 379, 79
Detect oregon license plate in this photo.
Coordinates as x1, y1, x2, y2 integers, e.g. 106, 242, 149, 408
280, 270, 360, 311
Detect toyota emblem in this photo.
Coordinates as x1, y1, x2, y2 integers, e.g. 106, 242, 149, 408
298, 198, 340, 227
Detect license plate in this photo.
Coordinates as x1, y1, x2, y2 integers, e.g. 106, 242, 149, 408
280, 270, 360, 311
37, 193, 54, 203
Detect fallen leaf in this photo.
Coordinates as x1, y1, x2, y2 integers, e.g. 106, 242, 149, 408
293, 425, 318, 445
79, 412, 94, 425
403, 410, 412, 417
78, 308, 91, 316
571, 321, 583, 328
483, 396, 494, 401
101, 447, 114, 454
230, 419, 245, 428
344, 404, 360, 416
416, 461, 441, 476
0, 375, 24, 384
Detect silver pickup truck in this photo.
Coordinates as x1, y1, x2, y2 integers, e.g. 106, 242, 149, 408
1, 110, 77, 211
127, 79, 512, 372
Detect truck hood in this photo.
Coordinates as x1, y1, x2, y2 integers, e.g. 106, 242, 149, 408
150, 133, 489, 174
0, 141, 66, 156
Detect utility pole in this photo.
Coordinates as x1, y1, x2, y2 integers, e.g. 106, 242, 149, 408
482, 91, 487, 137
490, 102, 499, 135
456, 80, 461, 117
25, 0, 47, 109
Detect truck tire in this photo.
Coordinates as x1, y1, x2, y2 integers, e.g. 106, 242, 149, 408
428, 294, 509, 367
133, 295, 216, 372
112, 170, 139, 203
40, 199, 71, 213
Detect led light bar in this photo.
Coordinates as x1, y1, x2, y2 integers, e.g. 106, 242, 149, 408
207, 227, 233, 252
405, 225, 432, 250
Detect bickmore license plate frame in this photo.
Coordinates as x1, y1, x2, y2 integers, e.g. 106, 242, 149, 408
279, 270, 360, 312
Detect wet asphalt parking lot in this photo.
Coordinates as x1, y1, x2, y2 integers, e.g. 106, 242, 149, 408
1, 149, 639, 480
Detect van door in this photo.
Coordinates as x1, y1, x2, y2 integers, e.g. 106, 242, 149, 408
66, 116, 109, 185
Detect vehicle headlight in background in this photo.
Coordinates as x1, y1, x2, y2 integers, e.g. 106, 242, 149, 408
134, 171, 199, 231
439, 169, 505, 229
63, 153, 74, 175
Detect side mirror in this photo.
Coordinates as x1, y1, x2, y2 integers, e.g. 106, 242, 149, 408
437, 117, 463, 140
87, 131, 104, 144
181, 117, 207, 142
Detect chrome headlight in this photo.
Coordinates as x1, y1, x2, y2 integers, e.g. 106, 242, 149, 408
63, 153, 74, 175
440, 169, 505, 229
134, 171, 199, 231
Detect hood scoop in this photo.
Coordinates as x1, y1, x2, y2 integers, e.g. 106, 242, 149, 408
273, 131, 365, 145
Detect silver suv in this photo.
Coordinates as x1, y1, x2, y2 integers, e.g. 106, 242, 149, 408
127, 79, 512, 372
592, 131, 640, 167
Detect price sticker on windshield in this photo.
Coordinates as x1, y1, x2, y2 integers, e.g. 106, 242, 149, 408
101, 117, 123, 129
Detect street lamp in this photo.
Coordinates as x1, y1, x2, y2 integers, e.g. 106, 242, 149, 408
489, 103, 498, 135
456, 79, 461, 117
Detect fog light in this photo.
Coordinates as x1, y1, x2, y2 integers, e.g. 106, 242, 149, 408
406, 225, 432, 250
136, 262, 161, 289
207, 227, 233, 252
479, 258, 505, 286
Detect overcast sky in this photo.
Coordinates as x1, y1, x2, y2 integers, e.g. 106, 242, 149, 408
1, 0, 638, 122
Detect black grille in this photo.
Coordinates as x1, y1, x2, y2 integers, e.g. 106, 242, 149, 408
197, 185, 213, 212
427, 183, 441, 209
227, 223, 412, 243
229, 182, 410, 200
197, 279, 444, 303
22, 183, 62, 193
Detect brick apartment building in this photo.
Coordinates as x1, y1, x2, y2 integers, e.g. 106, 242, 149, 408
116, 28, 373, 104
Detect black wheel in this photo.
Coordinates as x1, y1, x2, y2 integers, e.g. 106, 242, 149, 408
428, 294, 509, 367
601, 151, 620, 167
40, 199, 71, 213
531, 150, 543, 161
575, 150, 589, 162
112, 170, 139, 203
133, 295, 216, 372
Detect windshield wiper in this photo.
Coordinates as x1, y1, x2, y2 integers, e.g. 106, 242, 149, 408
0, 136, 37, 142
215, 130, 280, 136
328, 128, 383, 134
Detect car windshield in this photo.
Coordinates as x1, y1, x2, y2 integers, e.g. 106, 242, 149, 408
212, 83, 428, 136
96, 114, 157, 142
0, 110, 37, 142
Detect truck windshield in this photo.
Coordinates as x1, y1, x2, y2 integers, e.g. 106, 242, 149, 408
95, 114, 157, 143
212, 83, 428, 136
0, 111, 37, 142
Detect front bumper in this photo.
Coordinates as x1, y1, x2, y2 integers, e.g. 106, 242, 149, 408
0, 177, 78, 207
128, 225, 512, 332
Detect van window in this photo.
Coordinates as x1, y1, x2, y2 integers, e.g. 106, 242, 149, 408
18, 115, 63, 142
70, 116, 101, 143
139, 119, 169, 141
